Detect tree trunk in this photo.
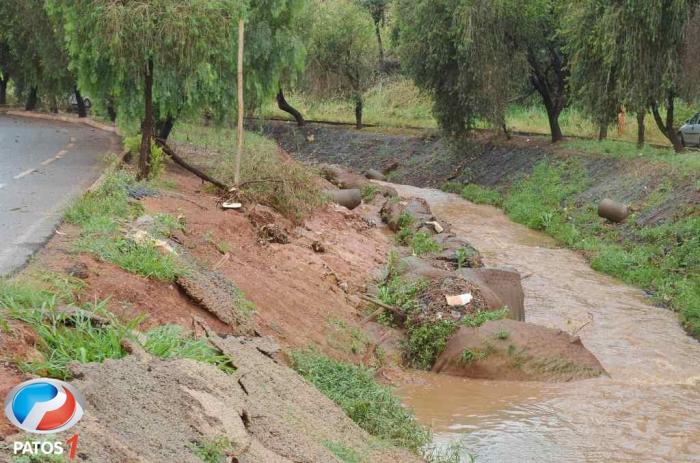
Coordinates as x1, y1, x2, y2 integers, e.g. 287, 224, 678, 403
651, 95, 683, 153
138, 59, 154, 180
74, 86, 87, 118
106, 98, 117, 122
50, 97, 58, 113
598, 122, 608, 140
545, 105, 563, 142
157, 114, 175, 141
636, 112, 645, 148
25, 86, 38, 111
276, 89, 305, 126
374, 22, 385, 65
0, 76, 7, 105
354, 94, 363, 129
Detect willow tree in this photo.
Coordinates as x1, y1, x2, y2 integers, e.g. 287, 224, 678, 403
613, 0, 699, 152
0, 0, 74, 111
564, 1, 624, 141
397, 0, 568, 142
358, 0, 390, 64
53, 0, 240, 178
308, 0, 378, 128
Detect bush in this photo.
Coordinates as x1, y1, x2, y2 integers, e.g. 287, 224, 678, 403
290, 350, 431, 452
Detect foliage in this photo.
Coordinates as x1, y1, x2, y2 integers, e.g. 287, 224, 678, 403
187, 436, 233, 463
404, 320, 457, 370
459, 347, 490, 365
66, 170, 182, 281
307, 0, 379, 126
290, 349, 431, 452
143, 325, 235, 374
460, 184, 503, 206
461, 308, 510, 327
9, 301, 139, 379
170, 123, 326, 222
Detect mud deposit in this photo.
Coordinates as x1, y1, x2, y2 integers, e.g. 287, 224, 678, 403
392, 184, 700, 463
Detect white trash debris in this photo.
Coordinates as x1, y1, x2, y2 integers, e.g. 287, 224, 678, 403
425, 221, 444, 234
221, 201, 242, 209
445, 293, 473, 306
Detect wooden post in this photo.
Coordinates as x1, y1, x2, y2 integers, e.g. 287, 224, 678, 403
234, 18, 245, 186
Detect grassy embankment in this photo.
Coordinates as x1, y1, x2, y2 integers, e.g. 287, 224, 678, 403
449, 151, 699, 338
261, 76, 693, 146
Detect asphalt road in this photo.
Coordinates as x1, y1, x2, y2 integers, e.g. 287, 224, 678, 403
0, 114, 120, 276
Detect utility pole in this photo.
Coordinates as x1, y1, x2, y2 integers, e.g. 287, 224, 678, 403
234, 18, 245, 186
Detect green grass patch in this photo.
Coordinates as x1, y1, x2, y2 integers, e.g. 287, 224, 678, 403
67, 170, 182, 281
460, 184, 503, 207
459, 347, 490, 365
188, 436, 233, 463
404, 320, 458, 370
290, 350, 431, 452
143, 325, 235, 374
323, 441, 363, 463
361, 184, 380, 202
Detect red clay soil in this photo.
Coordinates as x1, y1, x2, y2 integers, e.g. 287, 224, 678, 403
138, 166, 390, 359
16, 163, 391, 367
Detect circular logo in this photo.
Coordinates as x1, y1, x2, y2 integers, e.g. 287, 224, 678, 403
4, 379, 85, 434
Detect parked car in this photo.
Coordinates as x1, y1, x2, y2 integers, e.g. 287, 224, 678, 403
68, 93, 91, 109
678, 112, 700, 147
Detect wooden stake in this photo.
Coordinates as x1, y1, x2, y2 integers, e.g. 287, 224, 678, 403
234, 18, 245, 186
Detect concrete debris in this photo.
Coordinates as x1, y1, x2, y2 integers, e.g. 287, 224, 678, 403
325, 188, 362, 210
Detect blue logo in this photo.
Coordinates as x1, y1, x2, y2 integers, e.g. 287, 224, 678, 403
4, 379, 84, 434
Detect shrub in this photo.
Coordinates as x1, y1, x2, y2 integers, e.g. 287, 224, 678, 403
404, 320, 458, 370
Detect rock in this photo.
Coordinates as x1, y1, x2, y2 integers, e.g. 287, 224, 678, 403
433, 234, 483, 268
380, 197, 434, 232
382, 160, 400, 175
598, 198, 630, 223
311, 240, 325, 253
258, 223, 289, 244
433, 319, 606, 382
365, 169, 386, 181
326, 189, 362, 210
65, 262, 89, 279
319, 164, 369, 189
457, 267, 525, 321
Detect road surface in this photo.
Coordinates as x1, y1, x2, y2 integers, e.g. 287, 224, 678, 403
0, 113, 120, 276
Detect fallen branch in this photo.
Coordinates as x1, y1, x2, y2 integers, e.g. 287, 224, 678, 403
359, 294, 406, 324
155, 139, 230, 191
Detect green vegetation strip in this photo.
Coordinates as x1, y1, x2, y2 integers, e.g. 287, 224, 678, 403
290, 350, 431, 453
453, 160, 699, 338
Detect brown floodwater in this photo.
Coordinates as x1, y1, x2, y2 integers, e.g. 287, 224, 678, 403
388, 184, 700, 463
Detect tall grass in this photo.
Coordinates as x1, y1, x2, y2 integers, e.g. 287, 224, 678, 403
290, 350, 431, 452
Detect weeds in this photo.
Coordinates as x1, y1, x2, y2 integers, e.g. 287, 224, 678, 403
495, 330, 510, 340
323, 441, 363, 463
290, 350, 431, 452
67, 170, 182, 281
361, 184, 380, 202
460, 184, 503, 207
171, 123, 327, 222
188, 436, 233, 463
461, 308, 510, 327
459, 347, 491, 365
409, 232, 441, 256
404, 320, 457, 370
143, 325, 235, 374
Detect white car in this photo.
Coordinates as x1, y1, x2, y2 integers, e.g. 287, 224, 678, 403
678, 112, 700, 147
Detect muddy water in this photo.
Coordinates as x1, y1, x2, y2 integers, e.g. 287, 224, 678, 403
388, 184, 700, 463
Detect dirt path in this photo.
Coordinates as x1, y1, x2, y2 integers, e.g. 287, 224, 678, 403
389, 183, 700, 462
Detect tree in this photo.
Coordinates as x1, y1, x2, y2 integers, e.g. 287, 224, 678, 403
54, 0, 241, 179
0, 0, 75, 112
308, 0, 379, 128
564, 1, 623, 141
611, 0, 700, 152
397, 0, 569, 142
358, 0, 389, 64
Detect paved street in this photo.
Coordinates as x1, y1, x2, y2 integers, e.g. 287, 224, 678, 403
0, 114, 120, 275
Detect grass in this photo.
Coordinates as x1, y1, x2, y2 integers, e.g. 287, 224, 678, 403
143, 325, 235, 374
187, 436, 233, 463
361, 184, 380, 202
450, 159, 700, 338
323, 441, 363, 463
459, 347, 490, 366
564, 139, 700, 170
495, 330, 510, 340
170, 123, 326, 222
0, 273, 235, 379
290, 350, 431, 453
404, 320, 458, 370
66, 169, 182, 281
460, 184, 503, 207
